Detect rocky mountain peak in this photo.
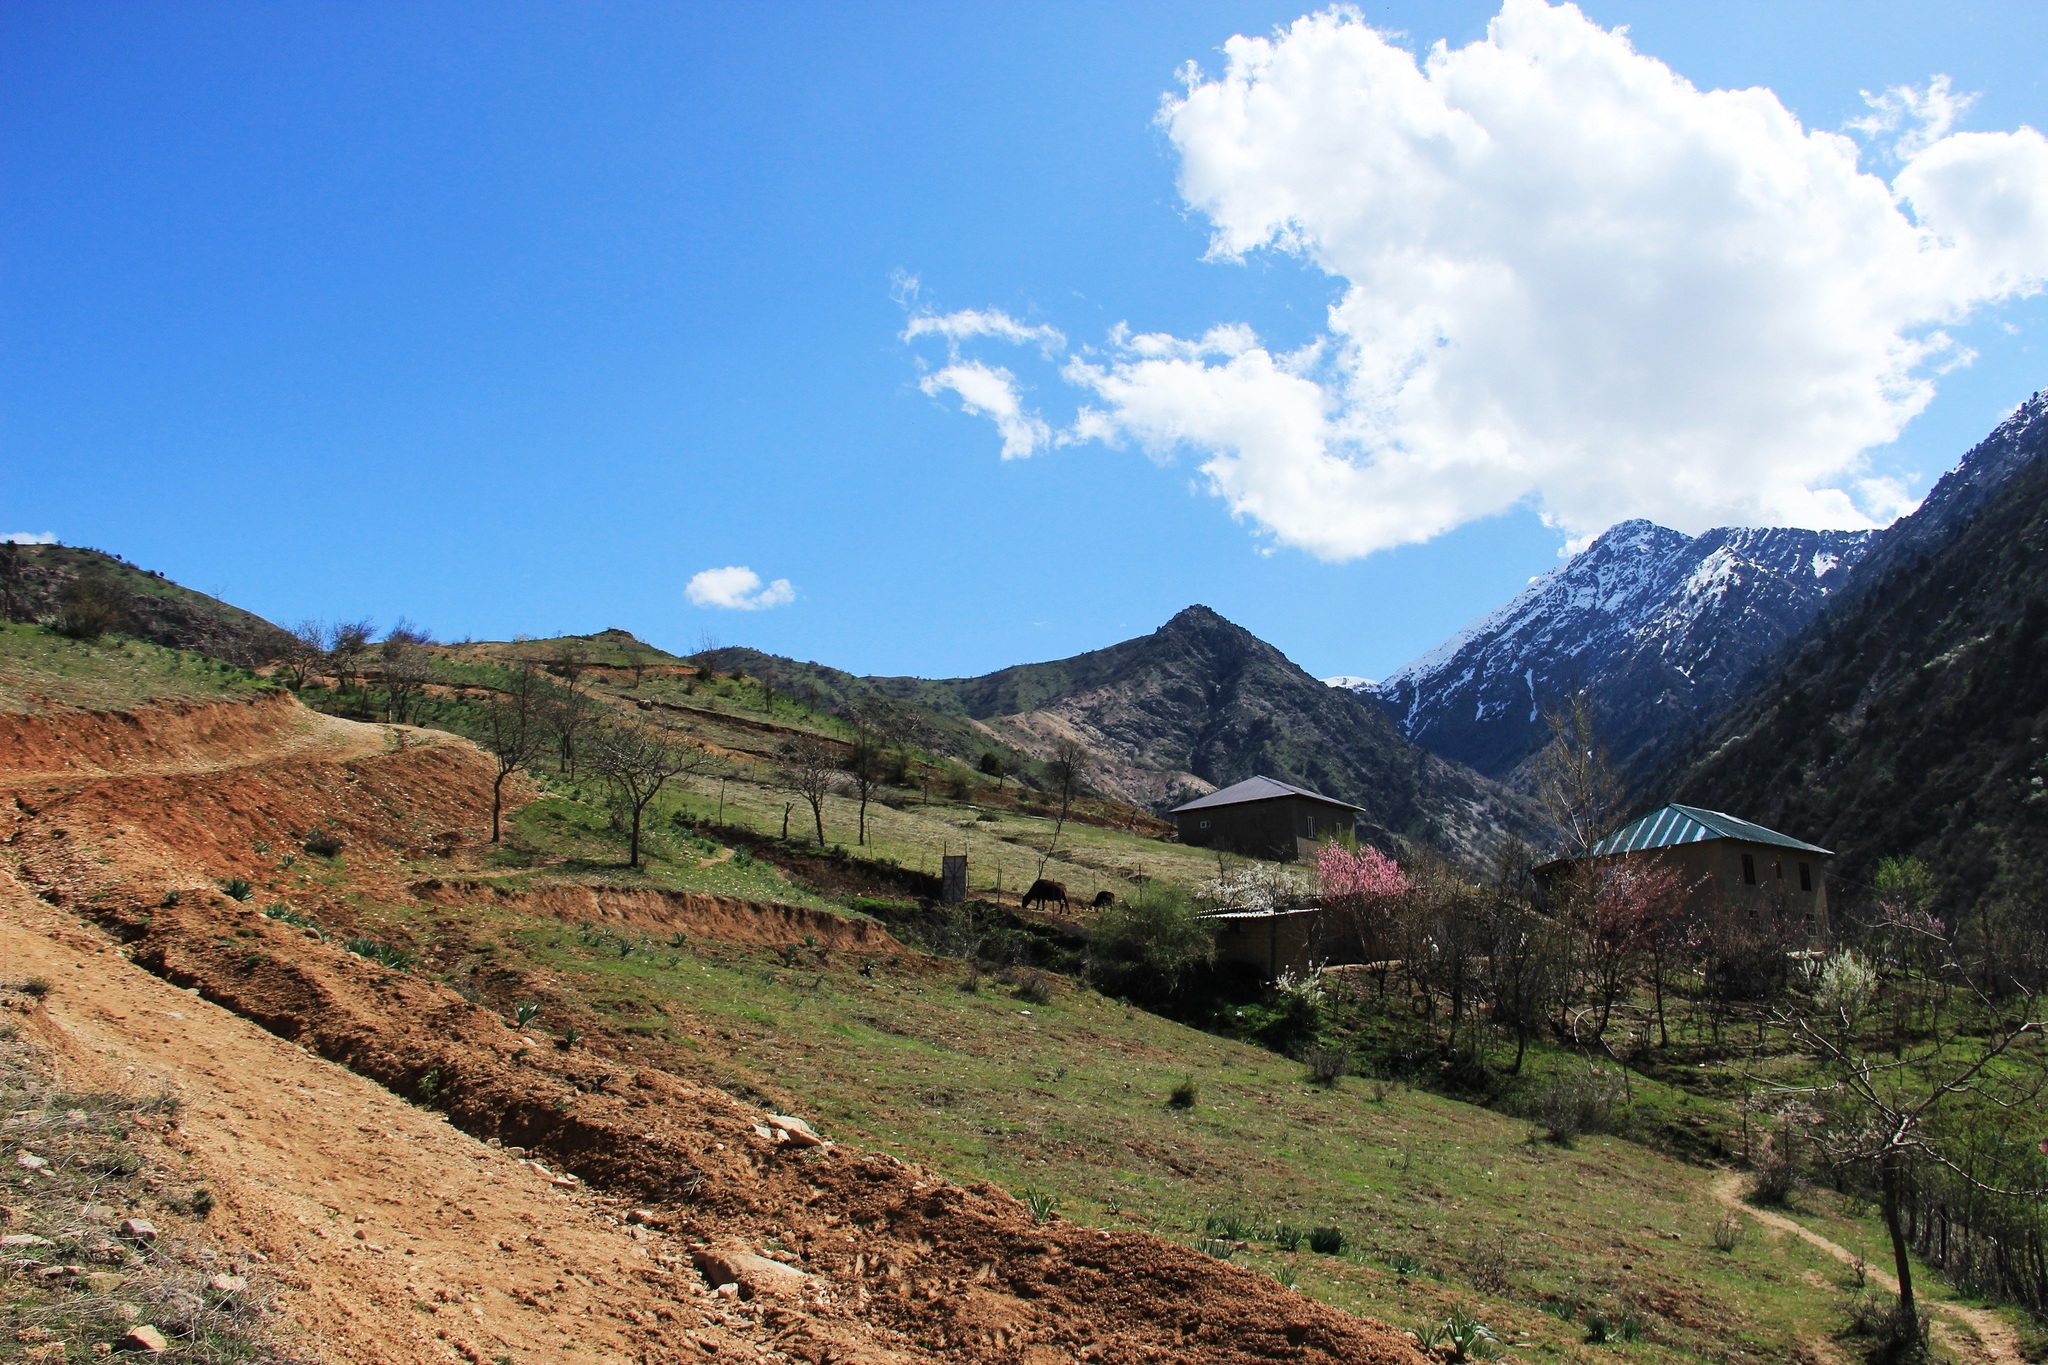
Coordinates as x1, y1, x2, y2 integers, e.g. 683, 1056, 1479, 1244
1353, 519, 1876, 782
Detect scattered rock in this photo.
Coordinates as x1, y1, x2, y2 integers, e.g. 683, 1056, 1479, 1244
207, 1273, 248, 1292
16, 1152, 49, 1171
121, 1324, 170, 1353
1, 1232, 54, 1248
767, 1115, 826, 1149
625, 1208, 659, 1225
79, 1204, 114, 1221
550, 1176, 578, 1189
695, 1241, 808, 1300
118, 1219, 158, 1243
84, 1271, 125, 1293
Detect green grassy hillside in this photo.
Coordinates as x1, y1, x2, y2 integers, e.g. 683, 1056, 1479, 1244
327, 882, 2027, 1365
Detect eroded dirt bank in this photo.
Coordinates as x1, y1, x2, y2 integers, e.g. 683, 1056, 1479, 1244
2, 694, 1425, 1364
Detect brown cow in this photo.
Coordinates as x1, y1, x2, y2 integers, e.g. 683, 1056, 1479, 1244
1020, 878, 1070, 914
1090, 890, 1116, 909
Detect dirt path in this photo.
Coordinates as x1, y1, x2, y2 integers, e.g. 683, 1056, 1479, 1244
1710, 1173, 2027, 1364
0, 704, 419, 792
0, 870, 747, 1365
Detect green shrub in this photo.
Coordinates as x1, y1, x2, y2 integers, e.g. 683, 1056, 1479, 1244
343, 937, 413, 971
1086, 886, 1215, 1000
1534, 1069, 1620, 1144
514, 1001, 542, 1028
1308, 1226, 1346, 1255
1302, 1042, 1350, 1087
220, 877, 254, 901
1203, 1213, 1257, 1242
1167, 1075, 1198, 1109
1272, 1223, 1304, 1252
303, 829, 345, 858
1022, 1188, 1057, 1223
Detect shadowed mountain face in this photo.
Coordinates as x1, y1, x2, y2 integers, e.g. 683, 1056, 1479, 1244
705, 607, 1548, 864
0, 543, 292, 667
1352, 521, 1875, 784
1670, 389, 2048, 909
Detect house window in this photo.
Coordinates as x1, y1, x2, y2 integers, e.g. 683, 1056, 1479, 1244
1306, 815, 1315, 836
1799, 862, 1812, 892
1742, 853, 1756, 885
1199, 819, 1210, 831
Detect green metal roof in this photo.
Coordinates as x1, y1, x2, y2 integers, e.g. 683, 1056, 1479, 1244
1590, 803, 1831, 857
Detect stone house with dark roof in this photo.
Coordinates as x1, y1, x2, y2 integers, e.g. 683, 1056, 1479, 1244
1170, 775, 1363, 863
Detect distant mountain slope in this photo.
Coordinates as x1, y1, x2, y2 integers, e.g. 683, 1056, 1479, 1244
889, 606, 1546, 863
1670, 389, 2048, 905
1352, 521, 1874, 782
711, 608, 1547, 864
0, 543, 291, 666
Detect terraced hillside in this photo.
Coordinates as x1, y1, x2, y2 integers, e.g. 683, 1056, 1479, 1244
5, 624, 2032, 1364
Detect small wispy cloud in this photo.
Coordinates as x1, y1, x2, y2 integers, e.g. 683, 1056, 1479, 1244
919, 361, 1052, 458
1, 532, 56, 545
902, 307, 1065, 352
1849, 74, 1976, 159
685, 566, 796, 611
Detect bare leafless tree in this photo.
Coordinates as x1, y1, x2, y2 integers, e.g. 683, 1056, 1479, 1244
278, 620, 327, 691
1534, 687, 1620, 857
592, 715, 720, 868
379, 620, 434, 725
328, 619, 376, 695
1778, 991, 2046, 1343
778, 732, 840, 845
840, 727, 890, 846
1035, 738, 1088, 879
482, 662, 549, 843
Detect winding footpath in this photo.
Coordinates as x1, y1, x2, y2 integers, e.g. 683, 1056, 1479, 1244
1709, 1173, 2027, 1365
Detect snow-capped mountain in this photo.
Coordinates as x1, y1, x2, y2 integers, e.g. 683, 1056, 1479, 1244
1344, 521, 1877, 782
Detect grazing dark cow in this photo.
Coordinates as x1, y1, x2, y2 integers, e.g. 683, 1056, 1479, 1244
1020, 878, 1070, 914
1090, 890, 1116, 909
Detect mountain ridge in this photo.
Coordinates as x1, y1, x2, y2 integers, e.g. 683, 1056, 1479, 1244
711, 605, 1550, 866
1348, 520, 1875, 783
1666, 386, 2048, 907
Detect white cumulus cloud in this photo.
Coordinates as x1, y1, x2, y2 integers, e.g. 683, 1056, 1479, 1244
2, 532, 57, 545
685, 566, 796, 611
908, 1, 2048, 559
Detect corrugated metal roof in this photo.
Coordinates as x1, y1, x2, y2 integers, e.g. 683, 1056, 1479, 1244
1169, 775, 1364, 815
1199, 906, 1323, 920
1590, 803, 1831, 857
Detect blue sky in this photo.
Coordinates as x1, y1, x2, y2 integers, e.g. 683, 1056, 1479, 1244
5, 2, 2046, 683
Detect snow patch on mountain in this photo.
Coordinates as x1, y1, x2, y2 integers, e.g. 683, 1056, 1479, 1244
1353, 520, 1876, 780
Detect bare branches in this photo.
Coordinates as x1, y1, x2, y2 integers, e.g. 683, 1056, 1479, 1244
593, 714, 720, 868
481, 662, 549, 843
1533, 687, 1619, 858
778, 732, 839, 846
840, 727, 889, 847
1035, 738, 1088, 879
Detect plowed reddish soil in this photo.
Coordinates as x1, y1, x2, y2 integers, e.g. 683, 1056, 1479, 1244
2, 691, 1425, 1364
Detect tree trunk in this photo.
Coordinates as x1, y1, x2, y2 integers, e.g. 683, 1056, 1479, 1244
810, 798, 825, 846
492, 769, 508, 843
858, 788, 868, 845
628, 801, 643, 869
1882, 1155, 1918, 1341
